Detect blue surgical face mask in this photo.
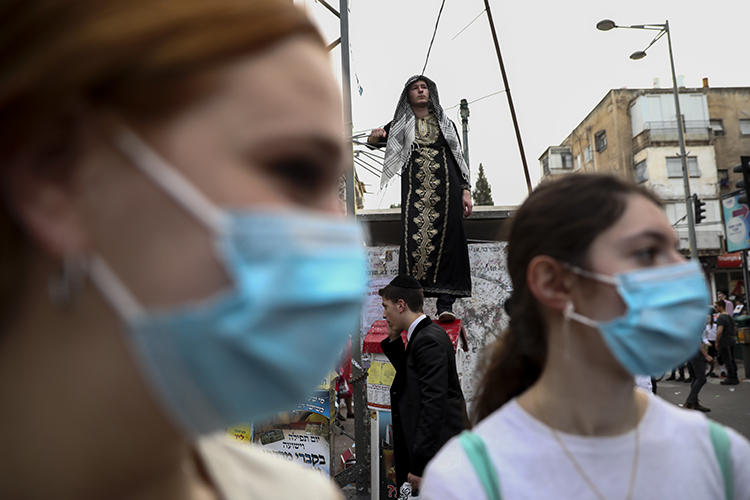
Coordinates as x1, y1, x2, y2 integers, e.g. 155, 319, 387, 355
564, 260, 710, 376
87, 128, 367, 436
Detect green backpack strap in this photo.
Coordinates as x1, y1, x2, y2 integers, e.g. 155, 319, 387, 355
458, 431, 502, 500
708, 420, 733, 500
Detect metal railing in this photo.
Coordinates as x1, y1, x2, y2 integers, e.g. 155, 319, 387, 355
640, 120, 710, 141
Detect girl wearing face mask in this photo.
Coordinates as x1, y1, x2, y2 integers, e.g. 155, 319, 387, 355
0, 1, 366, 499
421, 174, 749, 500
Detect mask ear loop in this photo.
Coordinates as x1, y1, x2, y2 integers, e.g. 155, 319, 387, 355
113, 127, 228, 235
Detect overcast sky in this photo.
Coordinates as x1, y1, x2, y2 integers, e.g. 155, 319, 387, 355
296, 0, 750, 209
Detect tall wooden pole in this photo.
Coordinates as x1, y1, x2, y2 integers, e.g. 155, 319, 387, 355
483, 0, 532, 193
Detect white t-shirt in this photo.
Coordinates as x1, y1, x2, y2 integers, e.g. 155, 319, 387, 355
421, 391, 750, 500
196, 433, 343, 500
705, 323, 718, 342
634, 375, 652, 392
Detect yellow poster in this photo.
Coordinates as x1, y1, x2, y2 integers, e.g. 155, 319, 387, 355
368, 361, 382, 385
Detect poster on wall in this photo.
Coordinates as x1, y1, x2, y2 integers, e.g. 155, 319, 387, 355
227, 375, 336, 476
366, 353, 397, 410
255, 427, 331, 475
721, 190, 750, 252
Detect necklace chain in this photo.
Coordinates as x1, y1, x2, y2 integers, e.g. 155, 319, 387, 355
536, 392, 640, 500
549, 424, 639, 500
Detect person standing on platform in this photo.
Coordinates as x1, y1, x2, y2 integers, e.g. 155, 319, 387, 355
368, 76, 472, 322
379, 275, 468, 493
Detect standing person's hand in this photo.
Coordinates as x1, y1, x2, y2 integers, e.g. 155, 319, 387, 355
705, 354, 714, 363
462, 189, 473, 217
368, 127, 387, 145
407, 473, 422, 490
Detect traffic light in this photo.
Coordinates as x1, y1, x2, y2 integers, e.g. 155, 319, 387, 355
692, 193, 706, 224
733, 156, 750, 205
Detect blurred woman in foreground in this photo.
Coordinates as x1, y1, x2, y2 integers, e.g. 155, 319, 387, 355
422, 174, 749, 499
0, 1, 366, 498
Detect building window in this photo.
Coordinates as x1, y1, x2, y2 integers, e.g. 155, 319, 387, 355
575, 154, 581, 170
634, 160, 648, 183
740, 119, 750, 136
542, 156, 550, 176
584, 145, 592, 162
561, 152, 573, 169
666, 156, 699, 178
710, 119, 725, 136
718, 169, 729, 189
594, 130, 607, 152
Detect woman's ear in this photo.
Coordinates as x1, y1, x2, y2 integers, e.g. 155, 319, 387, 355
5, 164, 89, 258
526, 255, 574, 313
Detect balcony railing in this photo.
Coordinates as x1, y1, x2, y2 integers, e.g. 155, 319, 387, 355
632, 120, 711, 153
640, 120, 711, 141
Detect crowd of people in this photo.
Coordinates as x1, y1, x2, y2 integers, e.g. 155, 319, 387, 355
0, 1, 747, 500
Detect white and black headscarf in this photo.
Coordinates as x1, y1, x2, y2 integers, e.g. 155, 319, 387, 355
381, 75, 470, 191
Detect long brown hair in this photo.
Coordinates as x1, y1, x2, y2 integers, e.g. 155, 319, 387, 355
0, 0, 321, 325
472, 174, 662, 422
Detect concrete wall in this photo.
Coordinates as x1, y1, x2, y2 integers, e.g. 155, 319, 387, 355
706, 88, 750, 195
562, 89, 640, 180
633, 145, 718, 200
633, 145, 722, 252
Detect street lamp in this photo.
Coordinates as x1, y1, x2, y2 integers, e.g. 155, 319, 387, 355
597, 19, 698, 259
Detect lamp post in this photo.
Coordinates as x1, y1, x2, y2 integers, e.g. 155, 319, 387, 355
597, 19, 698, 259
459, 98, 470, 167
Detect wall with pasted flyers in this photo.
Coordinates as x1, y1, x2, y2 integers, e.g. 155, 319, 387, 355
363, 242, 511, 409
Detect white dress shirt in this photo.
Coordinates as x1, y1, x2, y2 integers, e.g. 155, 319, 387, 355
407, 314, 427, 343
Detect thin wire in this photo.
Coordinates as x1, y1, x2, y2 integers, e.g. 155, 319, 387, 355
360, 156, 388, 176
359, 149, 385, 161
421, 0, 447, 75
354, 157, 382, 177
354, 158, 381, 179
355, 151, 382, 168
444, 89, 506, 110
451, 8, 487, 40
354, 159, 379, 177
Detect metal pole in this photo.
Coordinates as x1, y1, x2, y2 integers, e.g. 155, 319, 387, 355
338, 0, 370, 494
459, 98, 470, 167
483, 0, 532, 193
666, 20, 698, 259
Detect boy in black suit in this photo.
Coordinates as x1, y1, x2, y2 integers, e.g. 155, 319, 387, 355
379, 275, 468, 493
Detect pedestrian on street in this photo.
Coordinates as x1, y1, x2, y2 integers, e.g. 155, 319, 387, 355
705, 309, 719, 377
718, 291, 734, 319
684, 325, 714, 412
0, 1, 367, 498
368, 76, 472, 322
379, 275, 468, 494
420, 174, 750, 500
666, 362, 689, 382
715, 301, 740, 385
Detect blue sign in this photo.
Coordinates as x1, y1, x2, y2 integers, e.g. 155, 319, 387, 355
294, 390, 330, 419
721, 191, 750, 252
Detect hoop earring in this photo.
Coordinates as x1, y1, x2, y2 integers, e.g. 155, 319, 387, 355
561, 301, 574, 360
48, 256, 86, 308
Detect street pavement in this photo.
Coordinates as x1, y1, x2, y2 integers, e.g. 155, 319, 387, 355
656, 361, 749, 439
